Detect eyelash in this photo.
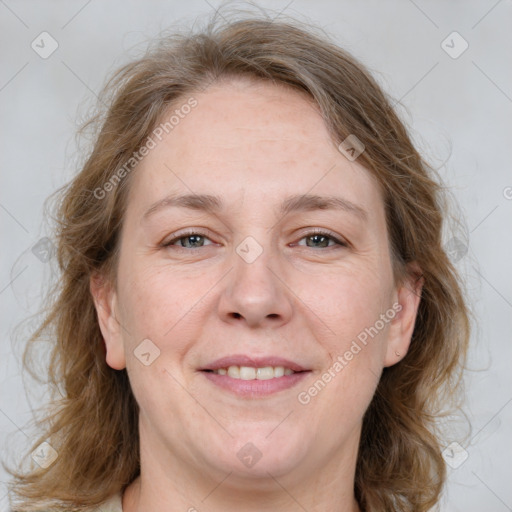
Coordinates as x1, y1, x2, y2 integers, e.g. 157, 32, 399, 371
161, 228, 348, 251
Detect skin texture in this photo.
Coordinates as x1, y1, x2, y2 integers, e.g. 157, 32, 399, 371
91, 77, 422, 512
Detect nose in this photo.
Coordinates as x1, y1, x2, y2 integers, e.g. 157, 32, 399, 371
217, 242, 293, 329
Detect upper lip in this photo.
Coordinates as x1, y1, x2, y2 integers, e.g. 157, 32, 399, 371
201, 355, 309, 372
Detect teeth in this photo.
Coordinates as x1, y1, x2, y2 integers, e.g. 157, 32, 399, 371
227, 366, 240, 378
213, 365, 296, 379
239, 366, 256, 380
274, 366, 285, 378
256, 366, 274, 380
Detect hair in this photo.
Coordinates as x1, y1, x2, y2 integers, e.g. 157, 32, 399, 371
5, 5, 470, 512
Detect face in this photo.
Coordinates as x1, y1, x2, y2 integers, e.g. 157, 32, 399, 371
92, 77, 421, 489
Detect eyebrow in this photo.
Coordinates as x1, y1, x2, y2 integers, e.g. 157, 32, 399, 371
142, 193, 368, 222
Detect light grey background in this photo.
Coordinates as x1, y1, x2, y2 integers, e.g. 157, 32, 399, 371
1, 1, 511, 510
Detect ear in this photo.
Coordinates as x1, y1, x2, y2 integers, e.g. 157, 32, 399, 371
383, 263, 424, 367
90, 271, 126, 370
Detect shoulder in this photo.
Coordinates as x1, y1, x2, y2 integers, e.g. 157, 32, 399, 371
92, 491, 123, 511
36, 492, 123, 512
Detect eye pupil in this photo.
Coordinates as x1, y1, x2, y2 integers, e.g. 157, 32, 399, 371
183, 235, 203, 248
307, 234, 329, 248
165, 231, 343, 251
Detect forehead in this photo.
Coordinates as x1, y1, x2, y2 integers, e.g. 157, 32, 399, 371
126, 78, 383, 219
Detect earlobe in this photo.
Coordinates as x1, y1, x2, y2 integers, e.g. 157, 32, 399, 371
384, 267, 424, 367
90, 272, 126, 370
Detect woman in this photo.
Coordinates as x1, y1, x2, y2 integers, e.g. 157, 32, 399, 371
6, 7, 470, 512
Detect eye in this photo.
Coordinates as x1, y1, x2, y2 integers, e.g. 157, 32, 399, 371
161, 230, 215, 249
160, 228, 348, 251
295, 229, 347, 249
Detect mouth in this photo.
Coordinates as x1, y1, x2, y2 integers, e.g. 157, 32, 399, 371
199, 355, 311, 398
204, 365, 297, 379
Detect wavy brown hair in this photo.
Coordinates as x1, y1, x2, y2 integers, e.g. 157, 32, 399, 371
5, 5, 470, 512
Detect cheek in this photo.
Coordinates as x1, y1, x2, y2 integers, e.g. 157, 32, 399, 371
306, 265, 391, 345
298, 279, 388, 445
119, 259, 189, 326
300, 265, 391, 403
116, 265, 200, 423
115, 261, 202, 371
307, 362, 380, 456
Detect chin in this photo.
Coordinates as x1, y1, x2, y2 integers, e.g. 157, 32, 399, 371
204, 427, 310, 479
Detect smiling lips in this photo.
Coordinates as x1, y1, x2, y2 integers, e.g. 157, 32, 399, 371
212, 365, 295, 379
202, 354, 308, 372
200, 354, 311, 397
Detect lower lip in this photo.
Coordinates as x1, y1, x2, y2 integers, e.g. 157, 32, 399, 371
201, 371, 311, 398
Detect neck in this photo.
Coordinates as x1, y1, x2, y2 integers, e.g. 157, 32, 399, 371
123, 477, 361, 512
122, 419, 362, 512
